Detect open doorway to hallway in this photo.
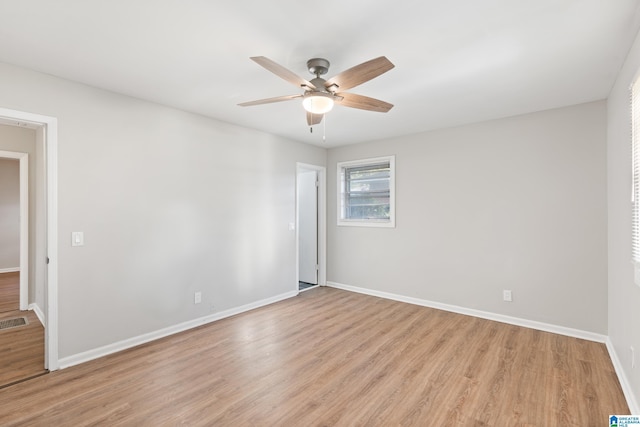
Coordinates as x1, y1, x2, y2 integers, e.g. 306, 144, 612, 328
298, 168, 318, 291
0, 108, 59, 372
297, 163, 326, 293
0, 124, 48, 386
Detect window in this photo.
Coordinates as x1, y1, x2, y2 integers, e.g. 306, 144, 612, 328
632, 76, 640, 285
337, 156, 395, 227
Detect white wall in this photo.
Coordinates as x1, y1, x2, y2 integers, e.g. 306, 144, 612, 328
607, 27, 640, 412
0, 157, 20, 269
328, 101, 608, 334
0, 61, 326, 359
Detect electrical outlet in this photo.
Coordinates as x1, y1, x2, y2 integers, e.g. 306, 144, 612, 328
631, 346, 636, 369
194, 291, 202, 304
503, 290, 513, 302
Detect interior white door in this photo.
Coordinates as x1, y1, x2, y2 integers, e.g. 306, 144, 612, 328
298, 169, 318, 285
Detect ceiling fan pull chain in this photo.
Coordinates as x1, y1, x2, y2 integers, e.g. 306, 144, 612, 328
323, 113, 326, 143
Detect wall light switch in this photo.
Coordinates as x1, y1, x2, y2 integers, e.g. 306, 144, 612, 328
71, 231, 84, 247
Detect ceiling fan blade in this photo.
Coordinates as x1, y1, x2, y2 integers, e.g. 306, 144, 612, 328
325, 56, 394, 92
306, 112, 324, 126
238, 94, 302, 107
250, 56, 316, 90
336, 93, 393, 112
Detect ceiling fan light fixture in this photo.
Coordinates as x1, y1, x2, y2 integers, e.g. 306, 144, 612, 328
239, 56, 395, 125
303, 93, 334, 114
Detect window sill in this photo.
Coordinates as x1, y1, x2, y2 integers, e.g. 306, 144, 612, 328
338, 219, 395, 228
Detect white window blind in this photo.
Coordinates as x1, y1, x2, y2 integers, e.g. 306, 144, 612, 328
632, 76, 640, 263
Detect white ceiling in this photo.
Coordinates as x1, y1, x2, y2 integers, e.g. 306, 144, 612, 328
0, 1, 639, 147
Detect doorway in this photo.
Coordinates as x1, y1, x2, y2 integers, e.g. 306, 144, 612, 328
296, 163, 326, 292
0, 152, 28, 310
0, 147, 46, 386
0, 108, 59, 372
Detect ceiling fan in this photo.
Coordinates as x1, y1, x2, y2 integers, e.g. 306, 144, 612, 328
238, 56, 395, 126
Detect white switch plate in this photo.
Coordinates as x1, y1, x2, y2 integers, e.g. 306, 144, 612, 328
71, 231, 84, 247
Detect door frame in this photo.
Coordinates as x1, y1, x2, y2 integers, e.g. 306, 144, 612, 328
0, 150, 29, 310
296, 163, 326, 290
0, 108, 58, 371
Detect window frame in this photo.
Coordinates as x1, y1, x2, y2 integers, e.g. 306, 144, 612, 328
631, 74, 640, 286
337, 155, 395, 228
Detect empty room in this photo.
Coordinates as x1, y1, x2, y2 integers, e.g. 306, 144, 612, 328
0, 0, 639, 425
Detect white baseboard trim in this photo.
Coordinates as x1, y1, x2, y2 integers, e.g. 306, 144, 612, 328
58, 290, 298, 369
0, 267, 19, 274
326, 281, 607, 343
606, 338, 640, 414
29, 303, 46, 327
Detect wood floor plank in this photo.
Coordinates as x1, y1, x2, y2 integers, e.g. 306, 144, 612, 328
0, 287, 629, 426
0, 311, 46, 388
0, 272, 20, 313
0, 272, 46, 388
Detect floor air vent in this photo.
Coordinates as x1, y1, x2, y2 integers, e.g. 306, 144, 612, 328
0, 317, 28, 331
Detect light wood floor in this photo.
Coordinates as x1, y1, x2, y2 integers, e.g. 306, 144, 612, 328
0, 272, 46, 388
0, 309, 46, 388
0, 271, 20, 313
0, 287, 629, 426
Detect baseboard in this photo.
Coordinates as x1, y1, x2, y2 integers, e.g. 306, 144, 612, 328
28, 303, 46, 327
58, 290, 298, 369
326, 281, 607, 343
0, 267, 19, 274
606, 338, 640, 414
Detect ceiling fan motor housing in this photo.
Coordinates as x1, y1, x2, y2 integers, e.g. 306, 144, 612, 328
307, 58, 330, 76
309, 77, 330, 94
